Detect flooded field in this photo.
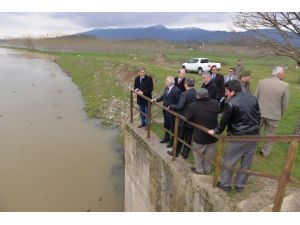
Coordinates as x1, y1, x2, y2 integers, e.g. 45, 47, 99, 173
0, 48, 124, 211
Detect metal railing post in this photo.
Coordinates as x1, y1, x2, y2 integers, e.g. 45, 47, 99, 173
272, 140, 299, 211
147, 100, 152, 138
213, 137, 224, 188
172, 116, 180, 161
130, 90, 133, 123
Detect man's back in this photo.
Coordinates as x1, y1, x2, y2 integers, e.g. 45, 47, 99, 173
186, 98, 219, 144
169, 88, 196, 116
217, 92, 261, 135
255, 76, 289, 120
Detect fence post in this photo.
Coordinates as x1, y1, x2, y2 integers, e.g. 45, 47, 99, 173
130, 90, 133, 123
172, 116, 180, 161
213, 137, 224, 188
272, 140, 299, 212
146, 100, 152, 138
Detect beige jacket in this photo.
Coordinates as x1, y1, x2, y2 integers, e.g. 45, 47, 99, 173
255, 76, 289, 120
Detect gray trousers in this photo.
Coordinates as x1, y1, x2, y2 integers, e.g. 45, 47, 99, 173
220, 141, 257, 188
260, 117, 279, 157
192, 142, 216, 174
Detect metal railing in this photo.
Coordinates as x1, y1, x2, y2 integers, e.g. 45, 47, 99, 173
129, 90, 300, 212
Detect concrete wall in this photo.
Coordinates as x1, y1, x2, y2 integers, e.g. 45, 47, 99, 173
124, 123, 234, 212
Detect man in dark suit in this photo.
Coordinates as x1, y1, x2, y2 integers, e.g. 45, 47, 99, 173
134, 67, 153, 129
175, 68, 186, 92
201, 70, 220, 100
168, 78, 197, 159
210, 65, 225, 101
152, 76, 181, 147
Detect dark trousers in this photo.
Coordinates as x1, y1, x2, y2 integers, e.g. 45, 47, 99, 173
163, 110, 175, 142
139, 104, 148, 126
176, 121, 193, 159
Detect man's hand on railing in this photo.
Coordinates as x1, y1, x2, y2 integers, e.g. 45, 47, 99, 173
151, 98, 157, 103
208, 129, 215, 135
134, 88, 143, 96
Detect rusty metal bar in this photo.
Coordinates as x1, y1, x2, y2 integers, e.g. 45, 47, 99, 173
172, 116, 180, 161
131, 90, 300, 142
130, 90, 134, 123
224, 135, 300, 142
272, 140, 299, 212
147, 100, 151, 138
213, 138, 224, 188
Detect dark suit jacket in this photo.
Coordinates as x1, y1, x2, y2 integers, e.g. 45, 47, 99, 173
175, 77, 186, 92
156, 86, 181, 107
169, 88, 196, 116
134, 75, 153, 106
201, 81, 220, 100
212, 73, 225, 99
186, 98, 219, 144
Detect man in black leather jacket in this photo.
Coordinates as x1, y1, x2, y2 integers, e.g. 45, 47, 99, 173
208, 80, 261, 193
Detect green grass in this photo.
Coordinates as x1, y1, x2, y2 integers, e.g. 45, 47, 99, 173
27, 46, 300, 181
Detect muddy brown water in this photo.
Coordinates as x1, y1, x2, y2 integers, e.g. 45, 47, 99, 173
0, 48, 124, 211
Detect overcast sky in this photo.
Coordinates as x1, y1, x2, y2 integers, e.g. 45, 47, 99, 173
0, 12, 235, 38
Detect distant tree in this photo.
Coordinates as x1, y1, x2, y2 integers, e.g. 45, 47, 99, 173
234, 12, 300, 66
234, 12, 300, 135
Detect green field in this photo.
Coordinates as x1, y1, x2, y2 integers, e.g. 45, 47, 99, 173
26, 43, 300, 181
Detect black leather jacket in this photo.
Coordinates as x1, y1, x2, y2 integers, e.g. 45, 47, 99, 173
214, 92, 261, 135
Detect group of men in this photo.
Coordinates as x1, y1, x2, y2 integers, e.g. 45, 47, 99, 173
133, 63, 289, 193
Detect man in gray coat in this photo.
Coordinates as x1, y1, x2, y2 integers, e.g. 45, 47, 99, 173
255, 66, 289, 157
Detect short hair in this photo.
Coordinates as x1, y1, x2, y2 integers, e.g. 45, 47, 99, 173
138, 67, 145, 72
224, 80, 241, 93
272, 66, 286, 77
166, 76, 175, 85
178, 68, 186, 74
185, 78, 195, 87
210, 65, 217, 70
202, 70, 211, 77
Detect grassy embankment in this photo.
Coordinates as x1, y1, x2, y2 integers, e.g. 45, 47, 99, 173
33, 44, 300, 181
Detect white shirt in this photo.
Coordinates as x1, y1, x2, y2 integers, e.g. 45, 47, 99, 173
167, 85, 174, 95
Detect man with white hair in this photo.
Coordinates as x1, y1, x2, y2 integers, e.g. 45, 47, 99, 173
152, 76, 181, 147
255, 66, 289, 157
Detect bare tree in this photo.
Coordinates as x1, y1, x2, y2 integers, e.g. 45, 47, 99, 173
234, 12, 300, 66
234, 12, 300, 135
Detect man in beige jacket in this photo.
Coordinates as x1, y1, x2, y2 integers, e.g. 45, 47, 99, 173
255, 66, 289, 157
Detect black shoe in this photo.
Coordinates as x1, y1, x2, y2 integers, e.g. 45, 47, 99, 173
167, 151, 178, 157
166, 143, 173, 148
235, 186, 244, 193
180, 153, 188, 160
190, 167, 205, 175
216, 182, 231, 193
160, 138, 170, 144
138, 124, 145, 128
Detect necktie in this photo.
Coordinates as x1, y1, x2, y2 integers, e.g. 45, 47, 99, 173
178, 78, 182, 84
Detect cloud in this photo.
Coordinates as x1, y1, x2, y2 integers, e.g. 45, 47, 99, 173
0, 12, 235, 38
0, 13, 85, 38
